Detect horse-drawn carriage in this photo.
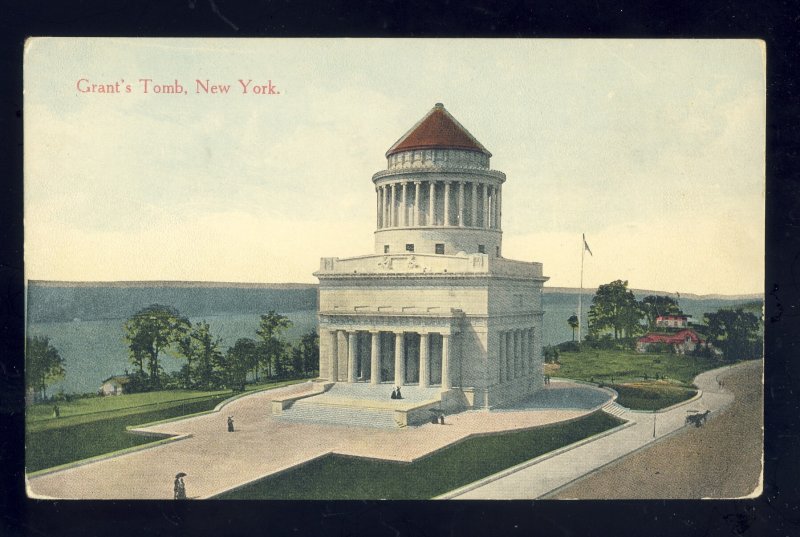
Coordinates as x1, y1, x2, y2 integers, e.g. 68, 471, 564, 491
685, 409, 710, 427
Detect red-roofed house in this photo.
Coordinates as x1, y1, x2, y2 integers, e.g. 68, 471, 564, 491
636, 329, 705, 355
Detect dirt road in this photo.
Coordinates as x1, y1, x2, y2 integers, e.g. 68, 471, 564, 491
551, 360, 762, 499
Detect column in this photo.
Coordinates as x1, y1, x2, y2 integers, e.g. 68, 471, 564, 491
505, 331, 512, 381
498, 331, 505, 384
528, 328, 534, 375
394, 331, 405, 387
376, 188, 381, 228
513, 329, 520, 378
413, 181, 421, 226
471, 182, 478, 227
441, 333, 451, 390
347, 332, 357, 383
383, 186, 389, 229
489, 187, 495, 229
401, 182, 408, 227
390, 183, 396, 227
370, 331, 381, 385
443, 181, 451, 226
428, 181, 436, 226
419, 332, 430, 388
497, 186, 502, 230
328, 330, 338, 382
521, 328, 528, 377
458, 181, 465, 227
482, 183, 489, 228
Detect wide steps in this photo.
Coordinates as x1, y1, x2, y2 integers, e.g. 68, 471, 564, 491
602, 402, 628, 418
279, 399, 401, 428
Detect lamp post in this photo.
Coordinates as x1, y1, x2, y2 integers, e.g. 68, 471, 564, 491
653, 412, 657, 438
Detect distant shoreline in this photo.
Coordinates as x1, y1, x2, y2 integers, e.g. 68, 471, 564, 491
26, 280, 763, 301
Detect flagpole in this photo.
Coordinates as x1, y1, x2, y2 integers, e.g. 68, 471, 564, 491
578, 234, 585, 343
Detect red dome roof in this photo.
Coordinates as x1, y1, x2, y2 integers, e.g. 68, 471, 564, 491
386, 103, 491, 158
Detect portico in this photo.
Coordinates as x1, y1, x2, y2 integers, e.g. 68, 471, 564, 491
323, 326, 453, 389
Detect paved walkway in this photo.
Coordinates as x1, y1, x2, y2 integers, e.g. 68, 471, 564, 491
27, 381, 603, 499
439, 363, 746, 499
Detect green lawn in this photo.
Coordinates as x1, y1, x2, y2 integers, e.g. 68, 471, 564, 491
214, 411, 623, 500
610, 382, 697, 411
551, 348, 721, 386
26, 378, 310, 472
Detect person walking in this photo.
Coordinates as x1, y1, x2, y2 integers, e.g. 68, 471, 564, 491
174, 473, 187, 500
227, 416, 235, 432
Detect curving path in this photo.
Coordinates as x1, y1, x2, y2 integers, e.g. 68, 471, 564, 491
440, 361, 759, 499
27, 381, 603, 499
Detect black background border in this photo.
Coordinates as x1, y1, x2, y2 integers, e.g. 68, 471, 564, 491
1, 1, 798, 536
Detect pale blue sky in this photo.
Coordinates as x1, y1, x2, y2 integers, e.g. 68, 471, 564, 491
25, 38, 764, 294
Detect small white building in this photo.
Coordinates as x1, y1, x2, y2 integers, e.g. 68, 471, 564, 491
100, 375, 130, 396
314, 104, 548, 409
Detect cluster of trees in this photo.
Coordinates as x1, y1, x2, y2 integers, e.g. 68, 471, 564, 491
25, 336, 66, 402
123, 304, 319, 392
585, 280, 682, 339
574, 279, 761, 362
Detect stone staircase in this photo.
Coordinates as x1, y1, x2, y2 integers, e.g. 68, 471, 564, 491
602, 401, 628, 418
277, 383, 444, 429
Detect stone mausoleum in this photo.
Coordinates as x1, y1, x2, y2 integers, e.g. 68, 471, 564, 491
313, 104, 548, 412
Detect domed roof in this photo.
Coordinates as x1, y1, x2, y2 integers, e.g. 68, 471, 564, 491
386, 103, 491, 158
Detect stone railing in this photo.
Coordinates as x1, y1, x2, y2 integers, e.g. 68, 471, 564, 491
316, 253, 543, 279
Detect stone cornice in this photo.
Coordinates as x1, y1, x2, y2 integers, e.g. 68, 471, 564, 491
372, 168, 506, 184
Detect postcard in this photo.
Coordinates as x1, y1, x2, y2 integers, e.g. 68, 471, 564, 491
24, 38, 764, 500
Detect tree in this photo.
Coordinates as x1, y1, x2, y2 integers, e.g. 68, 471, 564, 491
225, 338, 259, 390
640, 295, 682, 329
124, 305, 190, 389
588, 280, 643, 339
255, 311, 293, 379
176, 321, 223, 389
567, 314, 579, 342
704, 308, 761, 362
26, 336, 65, 402
299, 330, 320, 375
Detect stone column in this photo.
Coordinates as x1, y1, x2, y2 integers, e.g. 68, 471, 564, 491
443, 181, 451, 226
471, 182, 478, 227
347, 332, 357, 383
521, 328, 528, 377
428, 181, 436, 226
413, 181, 421, 226
489, 187, 495, 229
528, 328, 535, 375
394, 331, 405, 387
498, 330, 505, 384
441, 333, 451, 390
419, 332, 430, 388
381, 185, 389, 227
328, 330, 338, 382
390, 183, 396, 227
370, 330, 381, 385
482, 183, 489, 228
497, 186, 502, 231
458, 181, 465, 227
401, 182, 408, 227
376, 187, 382, 229
513, 329, 520, 378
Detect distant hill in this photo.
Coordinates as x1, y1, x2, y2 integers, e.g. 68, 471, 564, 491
27, 281, 318, 323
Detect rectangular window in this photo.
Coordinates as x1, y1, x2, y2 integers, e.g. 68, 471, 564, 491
384, 245, 390, 253
405, 244, 414, 252
496, 246, 500, 257
435, 243, 445, 255
477, 244, 486, 254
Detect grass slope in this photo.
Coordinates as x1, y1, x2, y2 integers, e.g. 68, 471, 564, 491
611, 383, 697, 411
552, 349, 720, 385
215, 411, 623, 500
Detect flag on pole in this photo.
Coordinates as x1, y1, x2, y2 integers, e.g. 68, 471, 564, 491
583, 233, 593, 256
